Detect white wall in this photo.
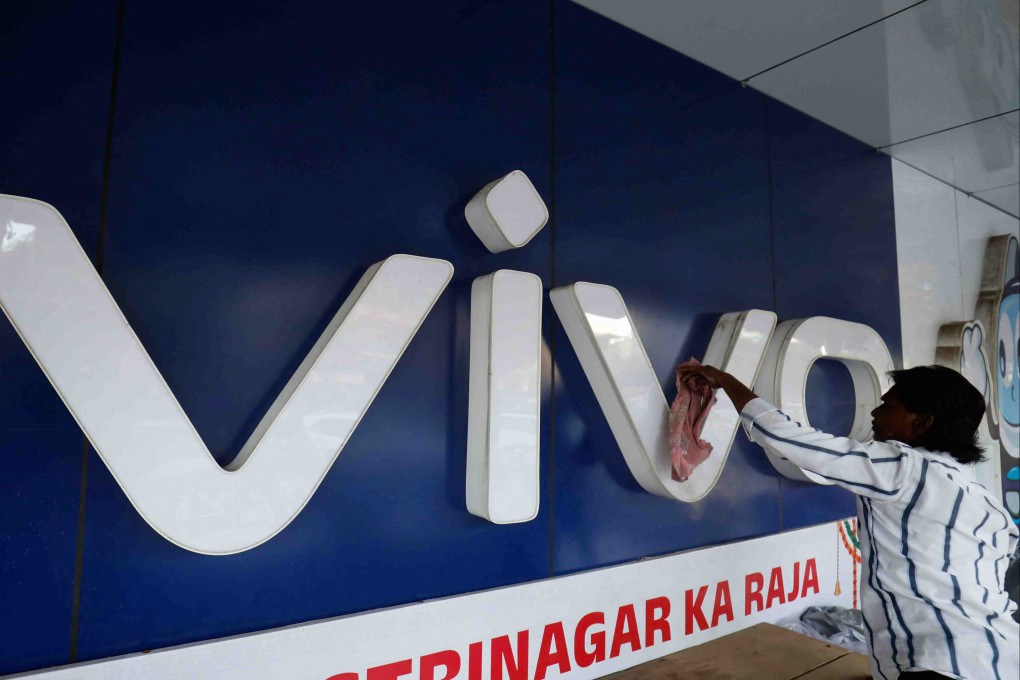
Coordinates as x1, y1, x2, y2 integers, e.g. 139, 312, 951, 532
893, 157, 1019, 497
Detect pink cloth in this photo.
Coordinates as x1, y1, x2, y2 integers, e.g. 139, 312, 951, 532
668, 358, 716, 482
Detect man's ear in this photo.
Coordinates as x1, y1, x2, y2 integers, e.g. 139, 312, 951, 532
913, 413, 934, 436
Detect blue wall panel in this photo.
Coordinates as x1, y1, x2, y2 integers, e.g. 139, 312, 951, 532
0, 2, 117, 674
0, 2, 902, 674
74, 0, 553, 662
767, 99, 901, 529
551, 1, 782, 573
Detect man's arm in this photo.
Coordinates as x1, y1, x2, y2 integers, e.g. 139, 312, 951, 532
675, 363, 757, 412
676, 363, 915, 500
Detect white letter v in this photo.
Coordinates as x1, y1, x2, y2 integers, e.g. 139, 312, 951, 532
0, 194, 453, 555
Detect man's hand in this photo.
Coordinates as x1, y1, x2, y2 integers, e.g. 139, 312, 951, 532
675, 363, 759, 414
676, 363, 730, 389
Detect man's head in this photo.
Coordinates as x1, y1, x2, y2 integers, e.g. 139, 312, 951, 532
871, 365, 986, 464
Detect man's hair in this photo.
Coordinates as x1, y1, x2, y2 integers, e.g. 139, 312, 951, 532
888, 365, 986, 464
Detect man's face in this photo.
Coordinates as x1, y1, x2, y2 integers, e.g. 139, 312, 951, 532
871, 390, 926, 445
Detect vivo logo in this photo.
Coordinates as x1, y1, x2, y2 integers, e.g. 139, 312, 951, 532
0, 190, 894, 555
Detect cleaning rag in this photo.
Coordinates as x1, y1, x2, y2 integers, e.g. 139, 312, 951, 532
668, 358, 717, 481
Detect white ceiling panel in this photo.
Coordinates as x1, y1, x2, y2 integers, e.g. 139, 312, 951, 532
748, 0, 1019, 147
578, 0, 1020, 218
885, 111, 1019, 193
571, 0, 919, 81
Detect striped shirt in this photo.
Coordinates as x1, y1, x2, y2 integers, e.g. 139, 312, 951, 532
741, 398, 1019, 680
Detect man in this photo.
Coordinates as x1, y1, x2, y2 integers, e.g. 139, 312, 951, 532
676, 363, 1019, 680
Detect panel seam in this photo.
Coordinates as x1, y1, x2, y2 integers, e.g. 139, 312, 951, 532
549, 0, 557, 579
885, 154, 1018, 220
68, 440, 90, 662
741, 0, 930, 84
953, 182, 966, 320
971, 181, 1020, 195
95, 0, 126, 276
877, 108, 1020, 151
69, 0, 126, 662
763, 96, 783, 530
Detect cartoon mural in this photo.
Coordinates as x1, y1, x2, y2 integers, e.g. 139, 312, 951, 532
997, 239, 1020, 521
938, 234, 1020, 524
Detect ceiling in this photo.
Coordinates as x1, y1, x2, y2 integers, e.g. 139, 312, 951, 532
573, 0, 1019, 218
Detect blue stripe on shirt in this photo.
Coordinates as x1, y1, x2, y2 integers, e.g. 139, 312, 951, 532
861, 500, 896, 679
750, 422, 902, 495
815, 473, 901, 496
976, 511, 991, 606
982, 494, 1013, 528
990, 509, 1011, 608
943, 490, 963, 571
902, 460, 960, 676
986, 611, 1008, 641
945, 491, 967, 618
750, 420, 870, 458
985, 628, 1001, 680
872, 454, 908, 463
928, 458, 962, 473
992, 532, 1002, 588
949, 574, 965, 618
900, 461, 925, 667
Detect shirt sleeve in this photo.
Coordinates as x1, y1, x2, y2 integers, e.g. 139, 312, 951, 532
740, 398, 917, 501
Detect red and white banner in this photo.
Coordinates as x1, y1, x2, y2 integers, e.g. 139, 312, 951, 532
10, 520, 859, 680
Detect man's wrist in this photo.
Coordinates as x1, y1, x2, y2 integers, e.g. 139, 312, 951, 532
718, 372, 757, 413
